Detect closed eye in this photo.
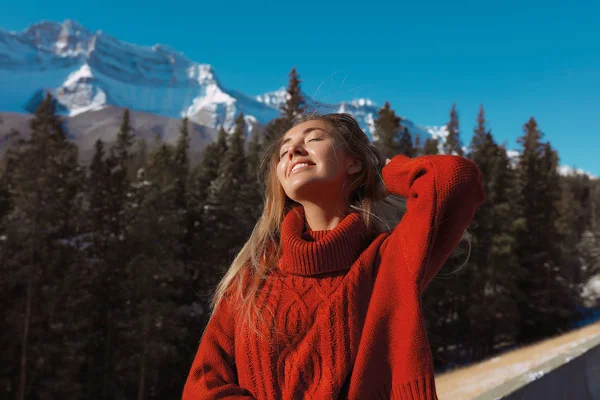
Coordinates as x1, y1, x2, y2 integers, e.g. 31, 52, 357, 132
279, 137, 323, 158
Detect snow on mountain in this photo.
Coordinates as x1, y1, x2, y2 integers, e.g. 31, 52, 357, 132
0, 20, 596, 179
0, 20, 278, 131
255, 89, 387, 138
558, 165, 597, 179
254, 90, 471, 155
254, 88, 380, 136
255, 87, 288, 108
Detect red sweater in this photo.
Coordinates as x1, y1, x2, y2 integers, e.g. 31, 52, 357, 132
183, 154, 486, 399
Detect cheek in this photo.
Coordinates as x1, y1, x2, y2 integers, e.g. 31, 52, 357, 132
276, 162, 286, 183
322, 150, 347, 177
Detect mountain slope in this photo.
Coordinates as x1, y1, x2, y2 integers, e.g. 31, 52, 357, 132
0, 107, 215, 164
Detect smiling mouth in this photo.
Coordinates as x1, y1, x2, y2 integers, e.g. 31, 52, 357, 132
290, 163, 314, 175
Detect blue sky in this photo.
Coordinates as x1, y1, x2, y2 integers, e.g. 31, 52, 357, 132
2, 0, 599, 176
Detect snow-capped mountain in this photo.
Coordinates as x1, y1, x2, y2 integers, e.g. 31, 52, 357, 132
0, 20, 278, 130
0, 20, 596, 178
255, 87, 380, 134
254, 88, 469, 155
0, 20, 444, 143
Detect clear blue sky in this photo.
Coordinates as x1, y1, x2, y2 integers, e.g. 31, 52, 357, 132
3, 0, 599, 176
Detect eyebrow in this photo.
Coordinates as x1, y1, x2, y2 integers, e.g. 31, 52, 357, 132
281, 127, 324, 147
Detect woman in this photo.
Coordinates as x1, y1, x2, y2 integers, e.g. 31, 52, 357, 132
182, 113, 486, 399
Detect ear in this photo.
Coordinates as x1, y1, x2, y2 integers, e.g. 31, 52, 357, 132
347, 158, 362, 175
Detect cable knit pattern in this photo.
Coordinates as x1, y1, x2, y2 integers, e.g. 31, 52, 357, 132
182, 154, 487, 400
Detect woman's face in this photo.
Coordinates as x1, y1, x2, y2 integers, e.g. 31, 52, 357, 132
276, 119, 360, 204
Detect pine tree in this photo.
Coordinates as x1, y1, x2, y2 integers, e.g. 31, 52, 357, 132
373, 101, 403, 159
82, 138, 117, 399
2, 93, 87, 400
186, 124, 229, 296
466, 105, 520, 359
556, 176, 585, 294
413, 132, 422, 157
205, 113, 247, 214
174, 117, 190, 211
81, 108, 138, 399
117, 137, 188, 400
591, 179, 600, 233
262, 68, 307, 149
444, 103, 463, 156
191, 125, 228, 208
203, 113, 248, 272
281, 67, 306, 120
88, 139, 112, 244
559, 172, 600, 301
423, 137, 439, 155
112, 108, 136, 182
473, 105, 486, 142
397, 126, 414, 157
513, 117, 576, 343
246, 127, 262, 181
106, 108, 136, 244
115, 108, 134, 161
0, 132, 21, 397
0, 139, 15, 223
242, 126, 264, 225
222, 113, 247, 184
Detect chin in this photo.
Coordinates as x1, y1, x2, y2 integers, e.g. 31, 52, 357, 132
285, 179, 340, 203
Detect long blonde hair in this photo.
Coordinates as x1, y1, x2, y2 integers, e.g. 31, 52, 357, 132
206, 112, 469, 337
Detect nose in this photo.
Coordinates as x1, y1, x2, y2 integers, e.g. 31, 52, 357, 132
287, 143, 306, 160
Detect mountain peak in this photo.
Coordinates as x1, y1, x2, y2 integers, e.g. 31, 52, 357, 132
20, 19, 93, 56
61, 19, 89, 32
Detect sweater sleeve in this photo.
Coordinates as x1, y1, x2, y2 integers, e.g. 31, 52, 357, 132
380, 154, 486, 293
182, 293, 255, 400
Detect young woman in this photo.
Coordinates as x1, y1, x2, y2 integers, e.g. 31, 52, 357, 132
182, 113, 486, 400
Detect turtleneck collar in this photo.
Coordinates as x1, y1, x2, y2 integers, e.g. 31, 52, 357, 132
278, 206, 368, 276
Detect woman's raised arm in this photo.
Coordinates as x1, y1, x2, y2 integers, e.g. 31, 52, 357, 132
380, 154, 486, 293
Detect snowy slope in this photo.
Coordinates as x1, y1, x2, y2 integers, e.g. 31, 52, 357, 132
255, 87, 467, 155
0, 20, 278, 130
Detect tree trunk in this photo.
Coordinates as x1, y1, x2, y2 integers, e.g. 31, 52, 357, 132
137, 299, 151, 400
17, 249, 33, 400
102, 309, 112, 400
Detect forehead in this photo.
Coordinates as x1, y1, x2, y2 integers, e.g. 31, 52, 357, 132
281, 120, 332, 143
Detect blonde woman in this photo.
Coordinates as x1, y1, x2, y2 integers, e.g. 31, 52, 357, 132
182, 113, 486, 399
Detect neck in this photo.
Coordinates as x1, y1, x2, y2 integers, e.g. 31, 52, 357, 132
300, 200, 350, 231
278, 205, 368, 276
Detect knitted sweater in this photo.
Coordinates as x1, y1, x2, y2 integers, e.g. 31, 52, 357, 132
183, 154, 486, 400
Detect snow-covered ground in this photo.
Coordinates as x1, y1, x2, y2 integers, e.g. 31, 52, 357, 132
435, 320, 600, 399
582, 275, 600, 307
